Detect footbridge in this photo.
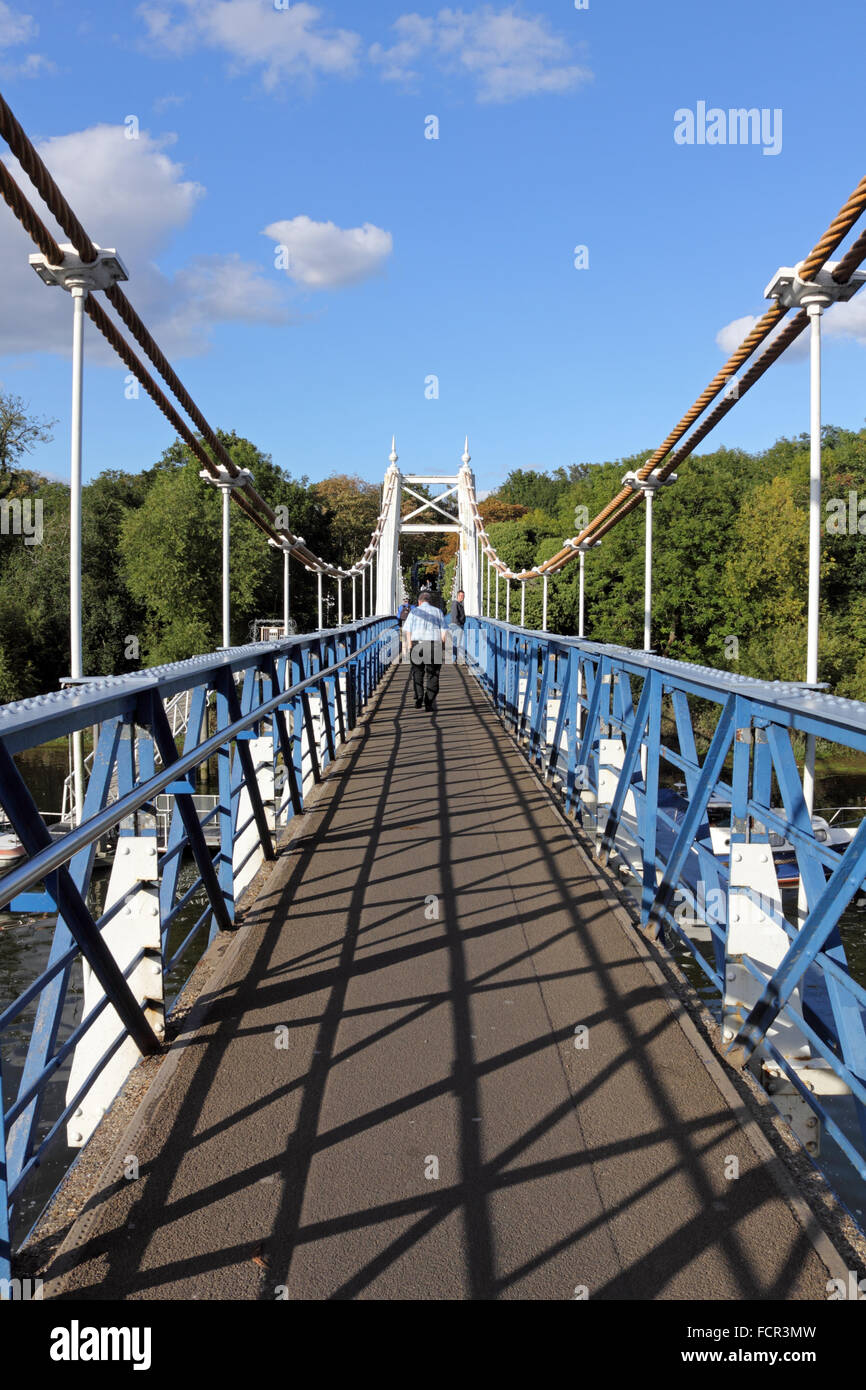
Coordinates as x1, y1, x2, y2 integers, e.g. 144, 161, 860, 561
2, 623, 866, 1299
1, 91, 866, 1301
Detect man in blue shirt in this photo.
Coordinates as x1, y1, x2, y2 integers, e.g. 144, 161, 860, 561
403, 587, 450, 711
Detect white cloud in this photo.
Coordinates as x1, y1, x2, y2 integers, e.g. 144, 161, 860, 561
136, 2, 590, 103
0, 0, 34, 47
368, 14, 434, 86
823, 292, 866, 345
264, 216, 393, 290
0, 123, 291, 359
138, 0, 361, 90
370, 6, 592, 103
715, 313, 760, 358
153, 92, 188, 113
716, 293, 866, 366
0, 0, 54, 77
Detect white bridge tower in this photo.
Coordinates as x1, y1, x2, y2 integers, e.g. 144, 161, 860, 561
375, 439, 481, 616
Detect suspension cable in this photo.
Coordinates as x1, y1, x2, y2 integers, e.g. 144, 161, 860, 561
0, 90, 379, 581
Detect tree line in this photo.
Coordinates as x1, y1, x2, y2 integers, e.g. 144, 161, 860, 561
1, 395, 865, 703
478, 425, 866, 699
0, 418, 433, 702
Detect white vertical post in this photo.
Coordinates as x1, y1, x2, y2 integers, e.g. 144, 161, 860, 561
505, 580, 511, 623
352, 574, 357, 622
643, 490, 653, 653
69, 288, 85, 682
202, 465, 252, 649
69, 287, 86, 823
283, 546, 290, 636
486, 556, 491, 616
641, 495, 654, 781
221, 484, 231, 649
578, 549, 586, 737
520, 581, 526, 627
338, 578, 343, 627
456, 448, 480, 615
579, 550, 586, 639
317, 570, 323, 631
542, 574, 549, 632
803, 300, 824, 818
495, 569, 500, 619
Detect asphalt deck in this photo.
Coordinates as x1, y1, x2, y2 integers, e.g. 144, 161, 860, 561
50, 662, 835, 1300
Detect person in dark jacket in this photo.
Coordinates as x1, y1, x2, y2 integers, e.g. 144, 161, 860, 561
425, 581, 446, 614
450, 590, 466, 662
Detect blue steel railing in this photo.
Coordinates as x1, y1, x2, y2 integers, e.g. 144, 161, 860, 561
466, 616, 866, 1185
0, 618, 397, 1280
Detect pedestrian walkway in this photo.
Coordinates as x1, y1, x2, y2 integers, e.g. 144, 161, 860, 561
48, 664, 836, 1300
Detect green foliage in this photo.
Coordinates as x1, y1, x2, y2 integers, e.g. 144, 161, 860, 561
486, 427, 866, 701
0, 424, 385, 697
0, 389, 55, 475
4, 410, 866, 708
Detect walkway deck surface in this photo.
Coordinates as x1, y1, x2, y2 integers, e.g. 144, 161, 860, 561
50, 664, 835, 1300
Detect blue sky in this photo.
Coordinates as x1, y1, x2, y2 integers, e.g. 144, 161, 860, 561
0, 0, 865, 495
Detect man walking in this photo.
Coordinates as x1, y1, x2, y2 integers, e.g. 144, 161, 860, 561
450, 589, 466, 663
404, 586, 449, 711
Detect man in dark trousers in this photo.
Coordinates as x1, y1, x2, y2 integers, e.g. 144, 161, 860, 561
404, 586, 449, 710
450, 590, 466, 663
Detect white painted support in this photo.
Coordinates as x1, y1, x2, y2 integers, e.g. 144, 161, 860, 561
762, 262, 866, 814
723, 842, 811, 1060
70, 288, 85, 824
283, 546, 291, 635
643, 490, 653, 654
803, 301, 823, 817
66, 837, 164, 1147
199, 466, 254, 649
578, 550, 585, 738
377, 450, 402, 615
597, 737, 634, 816
456, 446, 481, 616
233, 736, 274, 899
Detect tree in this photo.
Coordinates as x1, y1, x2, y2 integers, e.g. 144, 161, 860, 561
313, 474, 380, 568
0, 391, 55, 475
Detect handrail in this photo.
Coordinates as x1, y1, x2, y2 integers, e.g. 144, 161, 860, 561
0, 630, 390, 909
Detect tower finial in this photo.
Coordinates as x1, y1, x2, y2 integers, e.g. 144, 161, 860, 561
461, 435, 470, 466
389, 435, 398, 466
